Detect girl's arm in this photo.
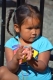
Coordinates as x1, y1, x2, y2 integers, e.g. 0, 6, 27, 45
5, 47, 19, 73
27, 50, 50, 72
5, 46, 24, 73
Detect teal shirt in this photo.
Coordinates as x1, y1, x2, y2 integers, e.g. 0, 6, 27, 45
5, 36, 53, 80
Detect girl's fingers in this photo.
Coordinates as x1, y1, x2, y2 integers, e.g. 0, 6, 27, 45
18, 46, 25, 54
17, 46, 33, 60
16, 46, 25, 59
25, 50, 32, 60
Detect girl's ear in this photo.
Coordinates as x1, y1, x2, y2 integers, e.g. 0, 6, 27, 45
14, 24, 20, 33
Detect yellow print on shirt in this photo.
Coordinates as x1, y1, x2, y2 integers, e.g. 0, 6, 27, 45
33, 49, 39, 58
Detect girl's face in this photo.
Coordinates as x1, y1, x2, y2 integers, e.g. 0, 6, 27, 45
19, 17, 41, 43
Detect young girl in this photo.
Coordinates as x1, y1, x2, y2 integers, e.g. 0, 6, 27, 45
0, 4, 53, 80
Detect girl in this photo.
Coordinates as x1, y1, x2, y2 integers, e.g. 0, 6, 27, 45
0, 4, 53, 80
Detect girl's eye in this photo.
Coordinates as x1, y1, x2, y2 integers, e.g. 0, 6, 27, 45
27, 27, 33, 30
27, 26, 40, 30
35, 26, 40, 29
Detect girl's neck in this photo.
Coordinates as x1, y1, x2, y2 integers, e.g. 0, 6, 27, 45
19, 38, 31, 46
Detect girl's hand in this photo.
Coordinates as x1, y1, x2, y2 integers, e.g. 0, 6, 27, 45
22, 47, 33, 61
15, 46, 25, 60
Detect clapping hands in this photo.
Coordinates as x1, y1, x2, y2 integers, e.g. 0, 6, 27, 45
15, 45, 33, 64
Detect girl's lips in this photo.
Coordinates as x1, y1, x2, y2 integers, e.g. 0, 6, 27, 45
31, 36, 36, 38
31, 35, 36, 38
30, 37, 36, 40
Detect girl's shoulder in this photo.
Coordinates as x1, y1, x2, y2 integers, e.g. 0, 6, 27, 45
38, 36, 52, 45
31, 36, 53, 53
5, 36, 19, 50
32, 36, 52, 44
5, 36, 18, 44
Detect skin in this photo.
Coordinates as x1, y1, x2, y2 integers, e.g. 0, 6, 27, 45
0, 17, 50, 80
0, 66, 18, 80
19, 17, 41, 45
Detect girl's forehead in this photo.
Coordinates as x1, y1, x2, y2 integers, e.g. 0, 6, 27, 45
23, 17, 40, 27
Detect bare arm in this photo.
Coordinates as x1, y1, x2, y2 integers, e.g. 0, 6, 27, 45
5, 46, 24, 73
5, 47, 19, 73
27, 51, 50, 72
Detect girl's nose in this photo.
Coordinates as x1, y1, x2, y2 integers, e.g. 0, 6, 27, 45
32, 29, 36, 34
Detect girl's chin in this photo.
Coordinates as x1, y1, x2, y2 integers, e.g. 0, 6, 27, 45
23, 37, 38, 43
26, 40, 35, 43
